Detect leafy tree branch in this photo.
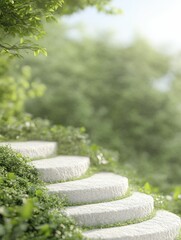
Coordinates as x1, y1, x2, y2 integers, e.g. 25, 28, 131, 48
0, 0, 118, 56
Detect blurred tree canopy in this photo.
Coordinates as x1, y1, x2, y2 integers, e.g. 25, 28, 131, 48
0, 57, 45, 121
21, 23, 181, 189
0, 0, 115, 56
62, 0, 120, 14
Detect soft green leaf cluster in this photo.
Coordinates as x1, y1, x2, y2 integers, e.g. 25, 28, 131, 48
0, 0, 64, 55
0, 115, 117, 168
61, 0, 121, 15
0, 57, 45, 121
0, 146, 83, 239
0, 0, 116, 55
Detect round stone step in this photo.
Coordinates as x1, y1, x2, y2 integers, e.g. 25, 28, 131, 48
31, 156, 90, 182
0, 141, 57, 159
83, 210, 181, 240
65, 192, 154, 227
47, 172, 128, 204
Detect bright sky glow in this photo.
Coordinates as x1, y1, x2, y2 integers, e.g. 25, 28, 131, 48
62, 0, 181, 52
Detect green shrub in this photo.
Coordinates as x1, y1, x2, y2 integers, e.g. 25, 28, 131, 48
0, 146, 83, 239
0, 115, 118, 168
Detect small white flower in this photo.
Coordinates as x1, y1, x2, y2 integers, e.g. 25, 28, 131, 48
25, 122, 31, 128
166, 195, 172, 201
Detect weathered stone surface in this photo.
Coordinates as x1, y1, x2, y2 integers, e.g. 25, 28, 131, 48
47, 172, 128, 204
0, 141, 57, 159
65, 192, 154, 227
31, 156, 90, 182
83, 210, 181, 240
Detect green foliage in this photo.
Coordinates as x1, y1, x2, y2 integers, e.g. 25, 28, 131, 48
0, 57, 45, 121
0, 0, 115, 56
61, 0, 121, 15
0, 115, 117, 168
0, 0, 64, 55
163, 186, 181, 216
22, 23, 181, 191
0, 146, 83, 239
0, 0, 62, 37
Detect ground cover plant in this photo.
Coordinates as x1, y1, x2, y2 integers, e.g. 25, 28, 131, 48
0, 145, 83, 240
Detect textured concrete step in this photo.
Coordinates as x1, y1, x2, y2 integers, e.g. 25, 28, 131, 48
47, 173, 128, 204
65, 192, 154, 227
83, 210, 181, 240
31, 156, 90, 182
0, 141, 57, 159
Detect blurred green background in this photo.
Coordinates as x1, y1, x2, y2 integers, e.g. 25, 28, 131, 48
1, 21, 181, 193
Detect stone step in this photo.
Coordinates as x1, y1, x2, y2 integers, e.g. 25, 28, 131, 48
47, 172, 128, 204
83, 210, 181, 240
65, 192, 154, 227
0, 141, 57, 159
31, 156, 90, 182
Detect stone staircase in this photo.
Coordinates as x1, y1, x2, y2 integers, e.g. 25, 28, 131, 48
1, 141, 181, 240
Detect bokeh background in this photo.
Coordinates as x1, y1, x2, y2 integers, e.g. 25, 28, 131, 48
1, 0, 181, 196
